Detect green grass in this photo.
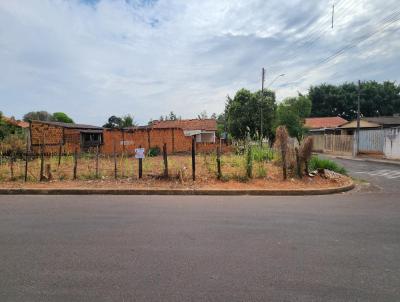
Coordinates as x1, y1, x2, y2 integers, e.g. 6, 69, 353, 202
308, 156, 347, 175
252, 145, 275, 162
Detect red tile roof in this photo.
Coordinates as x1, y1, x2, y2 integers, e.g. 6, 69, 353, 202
305, 117, 347, 129
1, 116, 29, 128
152, 119, 217, 131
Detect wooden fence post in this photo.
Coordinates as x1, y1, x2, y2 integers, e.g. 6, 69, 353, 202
58, 141, 62, 168
73, 147, 78, 180
192, 136, 196, 181
95, 145, 99, 178
163, 143, 168, 178
40, 144, 45, 181
24, 137, 29, 182
295, 147, 302, 178
216, 146, 222, 180
9, 154, 14, 180
113, 140, 117, 179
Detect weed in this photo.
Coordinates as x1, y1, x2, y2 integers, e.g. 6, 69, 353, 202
308, 156, 347, 175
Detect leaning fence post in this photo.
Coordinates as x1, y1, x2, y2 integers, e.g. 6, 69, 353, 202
163, 143, 168, 178
191, 136, 196, 181
73, 147, 78, 180
113, 140, 117, 179
95, 145, 99, 178
295, 147, 302, 178
216, 146, 222, 180
40, 144, 45, 181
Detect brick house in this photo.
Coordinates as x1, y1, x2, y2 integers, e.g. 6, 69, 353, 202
305, 117, 348, 135
29, 119, 224, 154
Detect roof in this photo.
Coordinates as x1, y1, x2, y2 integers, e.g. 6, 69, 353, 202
1, 116, 29, 128
363, 116, 400, 126
338, 120, 381, 129
151, 119, 217, 131
304, 117, 348, 129
31, 120, 103, 130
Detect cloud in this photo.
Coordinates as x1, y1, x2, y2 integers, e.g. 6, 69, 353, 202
0, 0, 399, 125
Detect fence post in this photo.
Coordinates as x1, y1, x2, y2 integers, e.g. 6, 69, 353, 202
295, 147, 302, 178
163, 143, 168, 178
9, 154, 14, 180
73, 147, 78, 180
24, 137, 29, 182
138, 145, 143, 179
58, 141, 62, 168
191, 136, 196, 181
113, 140, 117, 179
40, 144, 45, 181
216, 146, 222, 180
95, 145, 99, 178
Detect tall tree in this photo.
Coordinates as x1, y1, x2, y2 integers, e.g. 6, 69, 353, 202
23, 111, 53, 122
225, 88, 277, 140
52, 112, 74, 123
309, 81, 400, 120
103, 116, 123, 128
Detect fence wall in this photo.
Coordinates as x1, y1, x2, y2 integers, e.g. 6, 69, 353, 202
384, 127, 400, 159
358, 129, 384, 153
311, 134, 353, 155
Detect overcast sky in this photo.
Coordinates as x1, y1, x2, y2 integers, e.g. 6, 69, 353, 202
0, 0, 399, 125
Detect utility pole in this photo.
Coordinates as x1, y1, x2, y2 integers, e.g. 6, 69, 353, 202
331, 3, 335, 29
356, 80, 361, 156
260, 68, 265, 147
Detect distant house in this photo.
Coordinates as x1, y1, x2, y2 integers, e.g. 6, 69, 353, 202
305, 117, 348, 135
1, 116, 29, 129
151, 119, 217, 143
29, 118, 223, 155
339, 116, 400, 135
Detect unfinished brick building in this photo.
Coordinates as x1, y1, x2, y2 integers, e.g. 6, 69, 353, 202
29, 119, 226, 155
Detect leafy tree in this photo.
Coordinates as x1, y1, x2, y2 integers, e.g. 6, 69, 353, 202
121, 114, 136, 127
158, 111, 181, 121
103, 115, 123, 128
225, 88, 277, 141
276, 95, 312, 142
52, 112, 74, 123
23, 111, 53, 122
309, 81, 400, 120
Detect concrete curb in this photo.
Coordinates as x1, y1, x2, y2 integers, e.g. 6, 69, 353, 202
0, 182, 355, 196
321, 154, 400, 166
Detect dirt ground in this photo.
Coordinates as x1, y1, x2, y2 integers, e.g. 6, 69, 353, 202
0, 154, 351, 190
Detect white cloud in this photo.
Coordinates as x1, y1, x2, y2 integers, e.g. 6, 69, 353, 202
0, 0, 399, 125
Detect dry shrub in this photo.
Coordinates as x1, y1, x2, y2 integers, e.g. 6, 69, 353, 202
299, 136, 313, 174
274, 126, 289, 180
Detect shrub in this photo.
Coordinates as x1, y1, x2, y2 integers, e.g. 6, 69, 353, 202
147, 146, 160, 157
308, 156, 347, 175
252, 145, 275, 162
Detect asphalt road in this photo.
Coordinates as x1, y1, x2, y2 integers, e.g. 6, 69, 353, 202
0, 159, 399, 301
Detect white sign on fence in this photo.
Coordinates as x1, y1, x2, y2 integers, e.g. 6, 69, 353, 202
135, 148, 145, 159
120, 140, 134, 146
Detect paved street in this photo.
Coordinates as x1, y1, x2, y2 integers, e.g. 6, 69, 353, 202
0, 158, 399, 301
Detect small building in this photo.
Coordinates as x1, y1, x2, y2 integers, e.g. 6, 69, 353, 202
30, 120, 103, 154
338, 116, 400, 135
30, 118, 223, 155
305, 117, 348, 135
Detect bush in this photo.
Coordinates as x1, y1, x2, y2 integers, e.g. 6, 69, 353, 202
308, 156, 347, 175
252, 145, 275, 162
147, 146, 161, 157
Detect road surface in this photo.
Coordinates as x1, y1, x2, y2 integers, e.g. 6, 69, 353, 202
0, 159, 399, 301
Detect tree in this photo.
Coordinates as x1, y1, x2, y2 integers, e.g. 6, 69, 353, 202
276, 95, 312, 142
225, 88, 277, 140
103, 115, 123, 128
52, 112, 74, 123
23, 111, 53, 122
309, 81, 400, 120
121, 114, 136, 127
197, 111, 208, 120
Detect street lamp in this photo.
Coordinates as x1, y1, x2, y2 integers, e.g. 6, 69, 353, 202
267, 74, 285, 87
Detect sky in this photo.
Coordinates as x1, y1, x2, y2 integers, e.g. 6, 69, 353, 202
0, 0, 399, 125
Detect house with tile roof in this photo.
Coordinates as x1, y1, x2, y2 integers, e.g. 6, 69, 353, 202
305, 117, 348, 135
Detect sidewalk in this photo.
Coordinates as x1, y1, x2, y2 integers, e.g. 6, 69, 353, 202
321, 153, 400, 166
